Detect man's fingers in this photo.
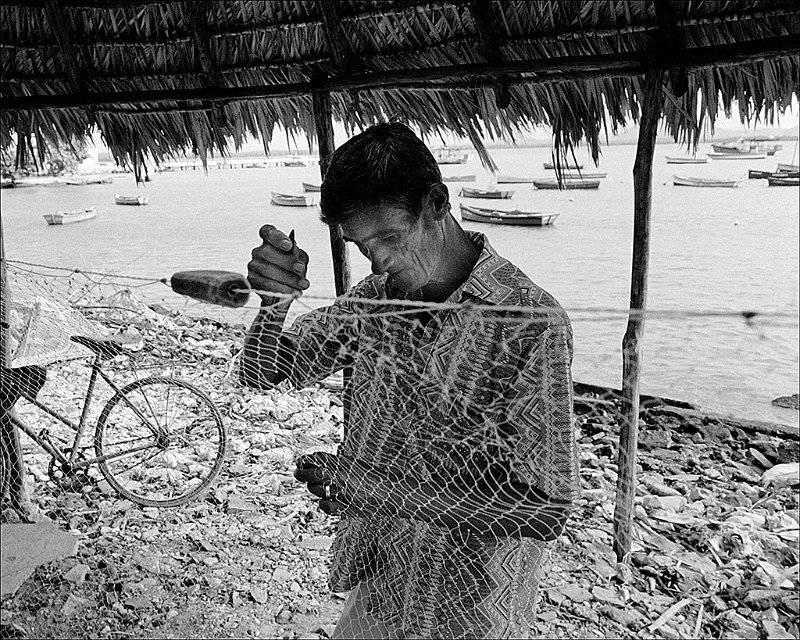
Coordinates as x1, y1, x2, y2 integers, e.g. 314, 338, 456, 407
247, 261, 309, 294
319, 499, 345, 516
258, 224, 294, 252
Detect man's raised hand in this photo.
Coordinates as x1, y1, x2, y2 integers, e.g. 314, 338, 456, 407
247, 225, 310, 301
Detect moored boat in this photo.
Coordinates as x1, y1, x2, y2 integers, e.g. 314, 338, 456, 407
557, 171, 607, 179
532, 178, 600, 190
460, 204, 558, 226
283, 157, 307, 167
433, 148, 469, 164
543, 161, 583, 170
271, 192, 316, 207
459, 186, 514, 199
707, 151, 767, 160
767, 176, 800, 187
115, 194, 149, 205
43, 205, 97, 225
441, 174, 476, 182
66, 176, 113, 185
748, 169, 774, 179
777, 163, 799, 173
665, 155, 708, 164
1, 176, 15, 188
302, 182, 321, 192
672, 175, 739, 187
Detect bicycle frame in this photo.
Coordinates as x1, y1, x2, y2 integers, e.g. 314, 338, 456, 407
12, 353, 166, 471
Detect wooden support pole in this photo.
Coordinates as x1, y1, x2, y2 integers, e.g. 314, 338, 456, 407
613, 67, 665, 562
312, 90, 350, 297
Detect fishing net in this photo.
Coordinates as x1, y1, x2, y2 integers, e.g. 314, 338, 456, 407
1, 258, 798, 639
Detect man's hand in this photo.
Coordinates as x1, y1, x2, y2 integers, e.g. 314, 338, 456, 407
294, 452, 346, 516
247, 225, 310, 302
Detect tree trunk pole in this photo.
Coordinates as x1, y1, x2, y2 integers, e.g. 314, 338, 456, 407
312, 90, 350, 296
613, 67, 665, 562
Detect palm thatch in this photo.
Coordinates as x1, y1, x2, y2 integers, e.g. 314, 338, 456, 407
1, 1, 798, 174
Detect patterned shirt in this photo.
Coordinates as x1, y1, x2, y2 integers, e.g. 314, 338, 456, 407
283, 232, 579, 638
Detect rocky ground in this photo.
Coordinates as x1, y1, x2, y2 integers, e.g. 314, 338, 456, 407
1, 301, 798, 639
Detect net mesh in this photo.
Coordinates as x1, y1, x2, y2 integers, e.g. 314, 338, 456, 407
1, 259, 798, 639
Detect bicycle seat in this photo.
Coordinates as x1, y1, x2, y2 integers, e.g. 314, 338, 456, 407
70, 335, 125, 358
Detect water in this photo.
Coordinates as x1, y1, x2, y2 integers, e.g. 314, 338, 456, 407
2, 143, 798, 426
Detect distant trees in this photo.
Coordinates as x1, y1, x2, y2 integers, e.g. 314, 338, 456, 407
1, 137, 88, 177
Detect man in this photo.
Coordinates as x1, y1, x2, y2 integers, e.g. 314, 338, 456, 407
241, 123, 578, 639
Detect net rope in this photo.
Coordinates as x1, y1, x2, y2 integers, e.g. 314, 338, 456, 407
1, 259, 798, 639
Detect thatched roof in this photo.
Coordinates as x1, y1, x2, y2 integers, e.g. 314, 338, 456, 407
2, 1, 798, 174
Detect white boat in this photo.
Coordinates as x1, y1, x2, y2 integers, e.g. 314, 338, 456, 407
533, 178, 600, 190
459, 186, 514, 199
672, 175, 739, 188
665, 155, 708, 164
441, 174, 476, 182
115, 194, 149, 205
66, 176, 113, 185
43, 206, 97, 225
707, 151, 767, 160
433, 148, 469, 164
767, 175, 800, 187
271, 192, 316, 207
302, 182, 321, 192
496, 174, 535, 183
557, 171, 607, 179
777, 163, 799, 173
283, 157, 307, 167
460, 204, 558, 226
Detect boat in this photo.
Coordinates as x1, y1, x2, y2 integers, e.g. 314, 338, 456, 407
777, 163, 799, 173
767, 176, 800, 187
441, 174, 476, 182
665, 155, 708, 164
748, 169, 774, 179
672, 175, 739, 188
433, 148, 469, 164
283, 157, 307, 167
271, 192, 316, 207
43, 206, 97, 225
495, 174, 535, 183
460, 204, 559, 226
707, 151, 767, 160
459, 186, 514, 199
1, 177, 15, 188
736, 135, 783, 155
532, 178, 600, 190
114, 194, 149, 205
543, 161, 583, 170
558, 171, 607, 179
302, 182, 321, 192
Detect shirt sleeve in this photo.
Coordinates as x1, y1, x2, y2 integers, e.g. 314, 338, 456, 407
504, 319, 579, 504
281, 276, 381, 388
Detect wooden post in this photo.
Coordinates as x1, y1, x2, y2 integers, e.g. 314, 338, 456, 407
312, 89, 350, 296
613, 67, 665, 562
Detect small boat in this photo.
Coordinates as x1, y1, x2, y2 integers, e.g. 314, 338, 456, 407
302, 182, 321, 192
441, 174, 476, 183
777, 163, 799, 173
543, 161, 583, 170
66, 176, 113, 186
115, 194, 149, 205
495, 174, 535, 183
672, 175, 739, 188
665, 155, 708, 164
767, 176, 800, 187
271, 192, 316, 207
459, 187, 513, 199
707, 151, 767, 160
748, 169, 774, 179
283, 157, 307, 167
558, 171, 607, 179
1, 177, 15, 188
43, 206, 97, 225
433, 148, 469, 164
532, 178, 600, 190
460, 204, 558, 226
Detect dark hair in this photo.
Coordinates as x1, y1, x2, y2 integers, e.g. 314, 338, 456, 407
320, 123, 442, 226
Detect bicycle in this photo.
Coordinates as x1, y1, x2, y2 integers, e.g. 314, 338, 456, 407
1, 334, 227, 507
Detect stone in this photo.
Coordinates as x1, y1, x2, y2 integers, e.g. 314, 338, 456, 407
558, 585, 593, 603
272, 566, 292, 582
63, 564, 90, 584
771, 393, 799, 410
600, 605, 645, 628
227, 496, 258, 514
62, 594, 93, 616
639, 430, 672, 451
761, 463, 800, 489
250, 586, 268, 604
749, 448, 773, 469
297, 536, 333, 551
124, 596, 152, 610
722, 611, 759, 639
592, 586, 622, 605
744, 589, 785, 610
1, 524, 78, 596
762, 620, 794, 639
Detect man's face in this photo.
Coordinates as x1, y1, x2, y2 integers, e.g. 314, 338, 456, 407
340, 200, 442, 294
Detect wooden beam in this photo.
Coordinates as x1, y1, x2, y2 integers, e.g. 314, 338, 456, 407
318, 0, 358, 77
42, 1, 85, 93
2, 33, 796, 111
312, 90, 350, 298
467, 0, 510, 108
613, 67, 666, 563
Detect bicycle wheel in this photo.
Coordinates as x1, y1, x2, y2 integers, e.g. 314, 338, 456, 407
94, 376, 227, 507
